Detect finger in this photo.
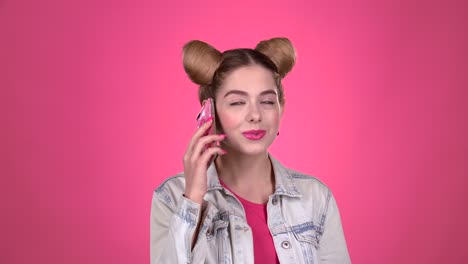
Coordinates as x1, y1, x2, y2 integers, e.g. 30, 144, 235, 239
192, 134, 227, 157
198, 146, 227, 167
185, 117, 214, 155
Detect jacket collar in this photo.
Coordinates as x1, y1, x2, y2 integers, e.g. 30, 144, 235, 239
206, 153, 302, 198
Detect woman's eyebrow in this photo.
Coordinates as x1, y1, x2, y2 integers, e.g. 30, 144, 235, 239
260, 90, 278, 96
223, 90, 247, 97
223, 89, 277, 98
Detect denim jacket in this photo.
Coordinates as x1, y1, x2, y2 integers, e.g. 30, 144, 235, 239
150, 154, 351, 263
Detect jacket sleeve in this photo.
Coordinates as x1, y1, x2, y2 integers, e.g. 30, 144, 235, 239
150, 184, 216, 264
318, 191, 351, 263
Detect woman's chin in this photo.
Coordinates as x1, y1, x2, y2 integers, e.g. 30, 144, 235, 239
222, 139, 272, 156
236, 145, 270, 156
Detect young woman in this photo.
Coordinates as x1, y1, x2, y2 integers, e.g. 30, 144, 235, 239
150, 38, 351, 264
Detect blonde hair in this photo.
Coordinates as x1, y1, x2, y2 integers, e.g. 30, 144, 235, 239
182, 37, 296, 106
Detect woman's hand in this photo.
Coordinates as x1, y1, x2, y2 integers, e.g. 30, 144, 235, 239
183, 118, 227, 205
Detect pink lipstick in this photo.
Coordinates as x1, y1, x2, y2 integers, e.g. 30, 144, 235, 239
242, 130, 266, 140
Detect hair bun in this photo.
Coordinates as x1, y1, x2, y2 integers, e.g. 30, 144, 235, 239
255, 38, 296, 78
182, 40, 222, 85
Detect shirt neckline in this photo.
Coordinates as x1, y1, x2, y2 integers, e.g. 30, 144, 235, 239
218, 177, 267, 208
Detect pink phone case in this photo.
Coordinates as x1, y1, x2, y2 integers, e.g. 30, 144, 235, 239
197, 98, 216, 134
196, 98, 218, 165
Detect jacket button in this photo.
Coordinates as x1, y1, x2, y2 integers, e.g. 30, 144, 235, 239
281, 241, 291, 249
272, 197, 278, 205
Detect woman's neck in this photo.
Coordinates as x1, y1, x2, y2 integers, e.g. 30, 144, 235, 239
214, 152, 275, 203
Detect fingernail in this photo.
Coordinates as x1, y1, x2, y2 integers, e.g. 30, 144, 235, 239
220, 134, 227, 138
206, 116, 214, 123
221, 150, 228, 154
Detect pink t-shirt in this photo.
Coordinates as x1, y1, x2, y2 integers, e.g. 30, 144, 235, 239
220, 179, 280, 264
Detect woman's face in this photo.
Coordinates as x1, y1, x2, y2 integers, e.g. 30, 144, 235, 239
215, 65, 283, 156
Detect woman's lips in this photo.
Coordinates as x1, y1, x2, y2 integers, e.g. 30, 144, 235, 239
242, 130, 266, 140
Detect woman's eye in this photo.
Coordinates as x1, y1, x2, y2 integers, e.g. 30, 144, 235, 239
261, 101, 275, 105
230, 102, 245, 106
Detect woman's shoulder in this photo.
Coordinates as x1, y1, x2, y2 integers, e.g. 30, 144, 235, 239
154, 172, 186, 193
151, 173, 187, 210
283, 167, 332, 197
270, 154, 329, 191
286, 167, 328, 184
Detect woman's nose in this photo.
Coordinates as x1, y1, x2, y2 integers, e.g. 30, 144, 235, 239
247, 104, 261, 123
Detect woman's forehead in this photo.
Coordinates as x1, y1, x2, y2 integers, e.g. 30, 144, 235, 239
219, 66, 276, 93
220, 88, 278, 98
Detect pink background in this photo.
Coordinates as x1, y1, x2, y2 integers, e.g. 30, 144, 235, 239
2, 0, 467, 263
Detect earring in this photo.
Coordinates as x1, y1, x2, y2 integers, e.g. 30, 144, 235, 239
277, 132, 280, 136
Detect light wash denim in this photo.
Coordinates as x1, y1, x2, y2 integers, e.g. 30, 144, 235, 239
150, 154, 351, 263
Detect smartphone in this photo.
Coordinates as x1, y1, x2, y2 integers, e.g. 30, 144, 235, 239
196, 98, 216, 133
196, 98, 218, 165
